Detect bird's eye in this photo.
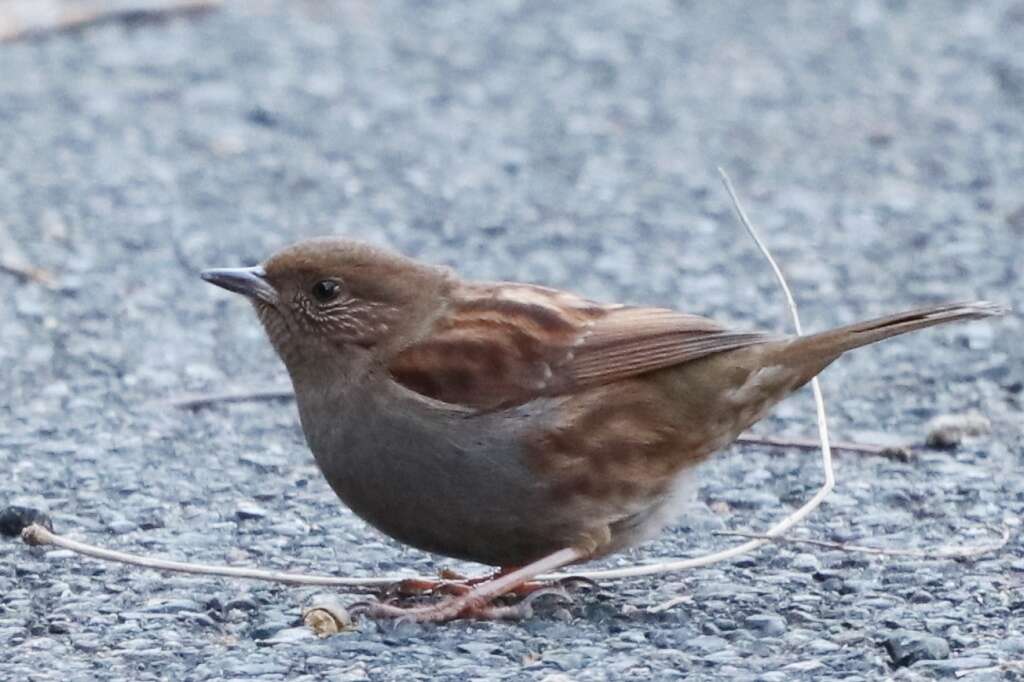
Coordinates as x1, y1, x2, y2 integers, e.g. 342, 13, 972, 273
311, 279, 342, 302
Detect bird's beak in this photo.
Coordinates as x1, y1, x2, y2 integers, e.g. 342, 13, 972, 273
201, 266, 278, 303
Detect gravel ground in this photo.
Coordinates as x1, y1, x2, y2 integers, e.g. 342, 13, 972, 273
1, 1, 1023, 679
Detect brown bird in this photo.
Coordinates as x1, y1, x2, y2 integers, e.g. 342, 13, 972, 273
201, 237, 1004, 621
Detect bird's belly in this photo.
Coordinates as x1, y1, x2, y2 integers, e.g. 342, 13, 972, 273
297, 389, 589, 566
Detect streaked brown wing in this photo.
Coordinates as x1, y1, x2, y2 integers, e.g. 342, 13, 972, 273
563, 307, 774, 386
387, 283, 774, 411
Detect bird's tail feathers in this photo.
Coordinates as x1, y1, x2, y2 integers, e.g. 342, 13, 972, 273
787, 301, 1006, 362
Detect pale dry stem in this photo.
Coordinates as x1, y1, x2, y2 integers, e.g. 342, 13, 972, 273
21, 523, 398, 589
544, 168, 836, 581
0, 259, 58, 288
736, 433, 911, 460
16, 171, 1007, 594
166, 386, 295, 409
953, 660, 1024, 678
716, 526, 1010, 559
0, 0, 221, 42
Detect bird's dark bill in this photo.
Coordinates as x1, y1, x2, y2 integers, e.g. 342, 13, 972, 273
201, 266, 277, 302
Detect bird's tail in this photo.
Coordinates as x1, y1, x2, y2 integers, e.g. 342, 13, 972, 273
786, 301, 1006, 364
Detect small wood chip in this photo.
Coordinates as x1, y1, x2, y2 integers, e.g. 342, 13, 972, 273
925, 412, 992, 448
303, 601, 353, 637
0, 220, 58, 288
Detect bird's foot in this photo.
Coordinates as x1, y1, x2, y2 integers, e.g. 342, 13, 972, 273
353, 574, 595, 623
352, 547, 592, 623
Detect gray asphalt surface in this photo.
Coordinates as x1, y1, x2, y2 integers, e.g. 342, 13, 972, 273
1, 1, 1023, 679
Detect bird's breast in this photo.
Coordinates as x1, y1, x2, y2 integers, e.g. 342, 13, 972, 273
292, 379, 591, 565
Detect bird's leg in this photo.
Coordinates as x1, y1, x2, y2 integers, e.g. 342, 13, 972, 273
354, 546, 588, 622
453, 566, 563, 596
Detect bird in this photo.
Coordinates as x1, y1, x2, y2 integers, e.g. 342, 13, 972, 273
201, 237, 1004, 621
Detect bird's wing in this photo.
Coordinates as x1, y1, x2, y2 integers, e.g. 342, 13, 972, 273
387, 283, 775, 411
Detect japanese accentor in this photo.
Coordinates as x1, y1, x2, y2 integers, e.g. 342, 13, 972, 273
201, 237, 1004, 620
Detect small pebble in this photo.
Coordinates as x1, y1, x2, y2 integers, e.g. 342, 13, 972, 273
235, 502, 268, 520
256, 626, 314, 646
791, 553, 820, 572
0, 506, 53, 537
884, 630, 951, 667
744, 613, 787, 638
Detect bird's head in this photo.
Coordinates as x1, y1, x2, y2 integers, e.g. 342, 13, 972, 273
202, 237, 451, 372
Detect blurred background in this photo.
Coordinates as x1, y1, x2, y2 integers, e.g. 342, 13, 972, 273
0, 1, 1021, 679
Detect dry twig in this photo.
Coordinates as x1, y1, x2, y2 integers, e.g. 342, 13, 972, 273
0, 221, 58, 288
0, 0, 220, 42
736, 433, 912, 460
954, 660, 1024, 678
556, 168, 836, 580
716, 525, 1010, 559
0, 259, 58, 288
22, 171, 834, 584
12, 172, 1005, 595
21, 523, 401, 589
166, 386, 294, 409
